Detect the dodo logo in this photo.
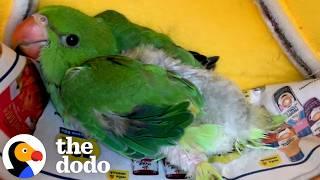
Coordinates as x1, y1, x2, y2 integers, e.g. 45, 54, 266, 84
2, 134, 46, 178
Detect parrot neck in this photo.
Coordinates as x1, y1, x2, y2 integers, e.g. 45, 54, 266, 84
40, 52, 69, 86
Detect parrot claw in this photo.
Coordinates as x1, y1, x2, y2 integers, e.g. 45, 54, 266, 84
195, 162, 222, 180
234, 140, 245, 153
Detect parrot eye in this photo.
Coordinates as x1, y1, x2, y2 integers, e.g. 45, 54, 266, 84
62, 34, 79, 47
22, 148, 27, 153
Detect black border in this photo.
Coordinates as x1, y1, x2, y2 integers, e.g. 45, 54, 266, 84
23, 0, 34, 20
0, 53, 20, 83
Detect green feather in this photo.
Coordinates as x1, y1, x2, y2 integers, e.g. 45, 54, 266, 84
179, 124, 225, 152
58, 56, 203, 159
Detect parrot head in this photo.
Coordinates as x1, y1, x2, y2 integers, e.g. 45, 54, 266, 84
12, 6, 119, 85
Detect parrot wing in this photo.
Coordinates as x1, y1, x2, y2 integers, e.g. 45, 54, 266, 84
59, 55, 202, 159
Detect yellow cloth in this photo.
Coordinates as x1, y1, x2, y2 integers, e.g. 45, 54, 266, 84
0, 0, 13, 42
1, 0, 308, 89
285, 0, 320, 60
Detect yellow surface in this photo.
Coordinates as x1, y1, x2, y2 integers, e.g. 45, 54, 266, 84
285, 0, 320, 58
259, 154, 282, 168
107, 170, 129, 180
0, 0, 13, 41
1, 0, 304, 89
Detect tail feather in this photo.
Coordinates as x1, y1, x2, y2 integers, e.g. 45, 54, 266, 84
237, 117, 285, 151
248, 106, 286, 131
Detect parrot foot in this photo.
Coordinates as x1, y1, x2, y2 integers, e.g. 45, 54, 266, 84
208, 151, 241, 164
195, 161, 222, 180
234, 140, 246, 153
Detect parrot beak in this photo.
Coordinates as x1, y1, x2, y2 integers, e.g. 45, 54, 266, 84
12, 14, 49, 60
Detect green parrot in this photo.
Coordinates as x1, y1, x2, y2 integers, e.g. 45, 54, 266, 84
12, 6, 283, 179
